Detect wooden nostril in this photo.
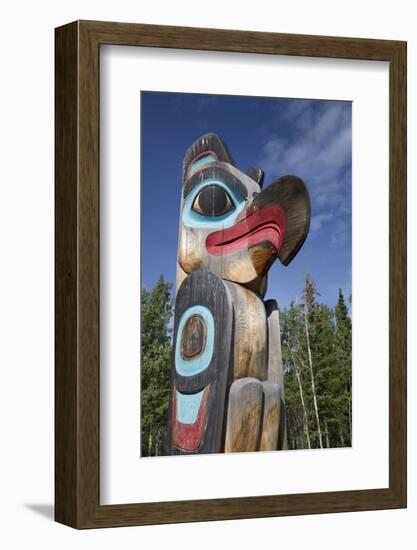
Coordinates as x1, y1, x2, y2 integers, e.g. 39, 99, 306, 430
249, 242, 277, 276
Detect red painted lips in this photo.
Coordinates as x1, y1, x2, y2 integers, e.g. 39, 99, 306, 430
205, 205, 286, 257
173, 386, 210, 452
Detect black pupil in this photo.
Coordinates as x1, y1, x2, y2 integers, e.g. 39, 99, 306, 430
196, 185, 231, 216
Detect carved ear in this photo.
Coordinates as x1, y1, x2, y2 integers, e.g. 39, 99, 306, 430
252, 175, 311, 266
183, 133, 235, 180
247, 167, 264, 188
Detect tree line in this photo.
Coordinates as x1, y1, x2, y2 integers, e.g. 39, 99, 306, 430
141, 276, 173, 457
281, 275, 352, 450
141, 275, 351, 457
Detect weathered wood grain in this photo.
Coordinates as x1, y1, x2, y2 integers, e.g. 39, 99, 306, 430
176, 262, 188, 291
168, 270, 234, 454
265, 301, 288, 449
265, 300, 284, 386
226, 281, 268, 381
251, 175, 311, 266
183, 131, 236, 180
177, 160, 264, 286
225, 378, 264, 452
247, 166, 265, 187
249, 242, 277, 277
180, 314, 207, 359
260, 382, 281, 451
55, 21, 79, 528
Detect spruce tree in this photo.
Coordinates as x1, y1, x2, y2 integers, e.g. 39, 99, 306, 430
281, 304, 312, 449
141, 276, 173, 457
334, 289, 352, 446
140, 276, 352, 454
281, 279, 352, 449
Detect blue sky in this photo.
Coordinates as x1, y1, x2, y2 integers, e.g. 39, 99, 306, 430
141, 91, 352, 309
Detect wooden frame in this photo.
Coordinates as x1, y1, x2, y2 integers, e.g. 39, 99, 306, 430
55, 20, 407, 528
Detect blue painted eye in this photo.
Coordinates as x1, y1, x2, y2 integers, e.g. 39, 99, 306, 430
182, 179, 246, 229
192, 184, 234, 217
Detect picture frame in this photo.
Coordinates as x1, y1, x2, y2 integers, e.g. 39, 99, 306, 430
55, 20, 406, 528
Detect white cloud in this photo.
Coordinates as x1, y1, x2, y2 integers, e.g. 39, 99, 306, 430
310, 212, 334, 233
259, 101, 352, 245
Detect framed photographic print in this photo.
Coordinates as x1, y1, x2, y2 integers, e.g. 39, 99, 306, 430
55, 20, 406, 528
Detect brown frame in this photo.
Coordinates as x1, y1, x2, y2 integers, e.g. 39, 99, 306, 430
55, 20, 407, 529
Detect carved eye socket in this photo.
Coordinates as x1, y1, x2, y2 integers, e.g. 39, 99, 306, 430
192, 185, 234, 217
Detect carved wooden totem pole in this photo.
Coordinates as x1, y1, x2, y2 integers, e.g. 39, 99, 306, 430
168, 133, 311, 454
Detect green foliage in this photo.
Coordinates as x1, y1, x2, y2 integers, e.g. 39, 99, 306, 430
141, 274, 352, 455
333, 288, 352, 445
141, 276, 173, 457
282, 277, 352, 449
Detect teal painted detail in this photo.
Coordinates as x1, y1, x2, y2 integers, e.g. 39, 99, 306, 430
182, 179, 245, 229
189, 154, 216, 174
175, 305, 214, 377
176, 388, 205, 424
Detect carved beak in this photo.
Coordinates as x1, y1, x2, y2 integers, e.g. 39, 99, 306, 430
205, 175, 311, 275
205, 204, 287, 275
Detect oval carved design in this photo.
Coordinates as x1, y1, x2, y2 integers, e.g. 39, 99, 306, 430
180, 314, 207, 359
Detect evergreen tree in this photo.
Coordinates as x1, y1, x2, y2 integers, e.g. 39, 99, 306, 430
333, 289, 352, 445
140, 275, 352, 454
281, 303, 312, 450
281, 277, 352, 449
313, 303, 338, 447
141, 276, 173, 457
300, 275, 325, 448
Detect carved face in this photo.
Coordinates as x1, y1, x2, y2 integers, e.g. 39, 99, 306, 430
177, 133, 311, 294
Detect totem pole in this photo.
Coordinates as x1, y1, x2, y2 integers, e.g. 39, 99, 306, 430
168, 133, 311, 454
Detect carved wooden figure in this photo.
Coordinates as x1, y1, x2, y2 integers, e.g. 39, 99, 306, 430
168, 133, 311, 454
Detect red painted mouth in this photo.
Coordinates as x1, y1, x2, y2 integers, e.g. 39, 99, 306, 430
173, 386, 210, 452
205, 205, 286, 257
